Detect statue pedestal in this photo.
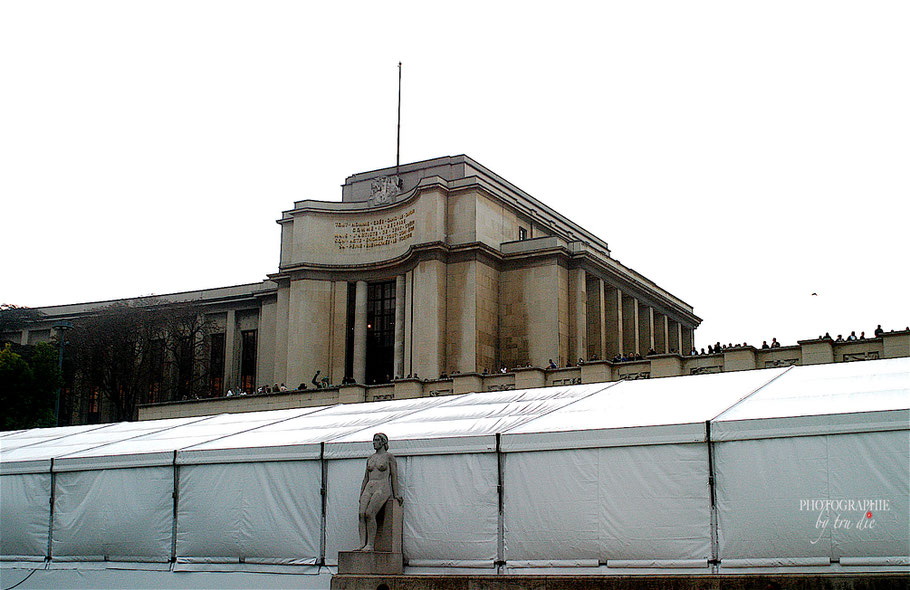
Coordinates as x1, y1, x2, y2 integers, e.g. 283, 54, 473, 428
338, 498, 403, 575
337, 551, 402, 575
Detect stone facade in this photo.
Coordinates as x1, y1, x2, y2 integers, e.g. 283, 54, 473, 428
3, 156, 702, 423
137, 330, 910, 420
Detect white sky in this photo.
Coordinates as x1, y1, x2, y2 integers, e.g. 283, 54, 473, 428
2, 1, 907, 349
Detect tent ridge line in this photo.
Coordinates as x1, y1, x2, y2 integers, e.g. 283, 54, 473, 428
321, 393, 469, 450
708, 365, 796, 424
177, 404, 341, 455
492, 382, 624, 439
51, 414, 217, 468
3, 422, 118, 454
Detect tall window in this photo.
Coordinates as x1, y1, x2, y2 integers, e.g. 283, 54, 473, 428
344, 284, 356, 382
240, 330, 257, 393
366, 280, 396, 384
87, 386, 102, 423
176, 336, 193, 401
147, 339, 165, 404
209, 332, 225, 396
518, 227, 528, 241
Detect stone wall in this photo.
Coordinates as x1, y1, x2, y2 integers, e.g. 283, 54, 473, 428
139, 331, 910, 421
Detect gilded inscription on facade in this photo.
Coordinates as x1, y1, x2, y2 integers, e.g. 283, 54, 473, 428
334, 209, 415, 250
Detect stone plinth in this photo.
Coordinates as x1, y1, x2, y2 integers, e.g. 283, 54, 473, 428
337, 551, 402, 575
799, 338, 835, 365
649, 355, 683, 378
338, 384, 367, 404
580, 360, 611, 384
393, 378, 424, 399
374, 498, 402, 554
331, 574, 909, 590
513, 367, 545, 390
338, 498, 403, 575
452, 373, 484, 395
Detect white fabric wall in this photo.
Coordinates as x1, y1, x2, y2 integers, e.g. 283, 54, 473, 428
399, 453, 498, 564
176, 461, 322, 565
324, 454, 499, 565
503, 444, 712, 562
716, 430, 910, 562
324, 459, 361, 565
0, 473, 50, 560
51, 467, 173, 562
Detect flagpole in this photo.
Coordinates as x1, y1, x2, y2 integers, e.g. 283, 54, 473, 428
396, 62, 402, 173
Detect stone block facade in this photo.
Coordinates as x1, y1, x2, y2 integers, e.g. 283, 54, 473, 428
4, 156, 702, 424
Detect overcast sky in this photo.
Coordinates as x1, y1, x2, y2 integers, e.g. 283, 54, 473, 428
2, 1, 907, 349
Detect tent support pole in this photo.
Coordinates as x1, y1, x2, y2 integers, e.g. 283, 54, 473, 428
496, 433, 505, 574
171, 451, 179, 565
319, 442, 327, 567
46, 458, 56, 564
706, 420, 719, 573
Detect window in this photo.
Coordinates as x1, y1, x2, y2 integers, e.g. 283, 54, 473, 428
518, 227, 528, 241
240, 330, 257, 393
209, 332, 225, 396
344, 284, 356, 382
366, 280, 396, 384
176, 336, 193, 401
87, 386, 102, 423
147, 339, 165, 404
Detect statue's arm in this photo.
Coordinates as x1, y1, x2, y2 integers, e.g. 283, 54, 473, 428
360, 466, 369, 495
390, 455, 402, 503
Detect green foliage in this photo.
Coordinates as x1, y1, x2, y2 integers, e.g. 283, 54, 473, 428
0, 342, 61, 430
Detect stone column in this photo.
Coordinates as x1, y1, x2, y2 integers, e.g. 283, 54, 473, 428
682, 326, 694, 354
568, 268, 586, 364
585, 276, 605, 361
20, 329, 29, 346
621, 293, 636, 355
605, 285, 621, 359
353, 280, 368, 384
224, 309, 237, 391
667, 319, 681, 354
645, 307, 655, 352
274, 284, 290, 384
659, 314, 669, 353
411, 260, 445, 379
330, 281, 349, 385
394, 275, 405, 379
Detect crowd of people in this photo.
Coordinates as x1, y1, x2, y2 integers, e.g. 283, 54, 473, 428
215, 324, 903, 397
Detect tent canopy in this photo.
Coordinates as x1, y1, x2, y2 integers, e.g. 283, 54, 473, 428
2, 359, 908, 472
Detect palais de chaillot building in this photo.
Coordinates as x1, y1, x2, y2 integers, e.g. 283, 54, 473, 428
5, 156, 702, 423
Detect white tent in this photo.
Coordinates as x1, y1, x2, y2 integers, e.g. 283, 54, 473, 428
1, 358, 907, 588
711, 358, 910, 571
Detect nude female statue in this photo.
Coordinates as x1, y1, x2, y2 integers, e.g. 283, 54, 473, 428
358, 432, 402, 551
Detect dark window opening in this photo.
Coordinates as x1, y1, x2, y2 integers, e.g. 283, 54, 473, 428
176, 336, 193, 401
209, 333, 225, 397
147, 339, 165, 404
240, 330, 257, 393
366, 280, 395, 385
86, 386, 102, 424
518, 227, 528, 241
344, 283, 356, 382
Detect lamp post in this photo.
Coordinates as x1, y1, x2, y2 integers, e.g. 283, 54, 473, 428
52, 320, 73, 426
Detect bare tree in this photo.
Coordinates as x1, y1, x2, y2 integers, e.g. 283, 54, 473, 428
67, 300, 213, 422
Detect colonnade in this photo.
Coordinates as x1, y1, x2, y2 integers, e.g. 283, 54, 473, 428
581, 274, 694, 363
